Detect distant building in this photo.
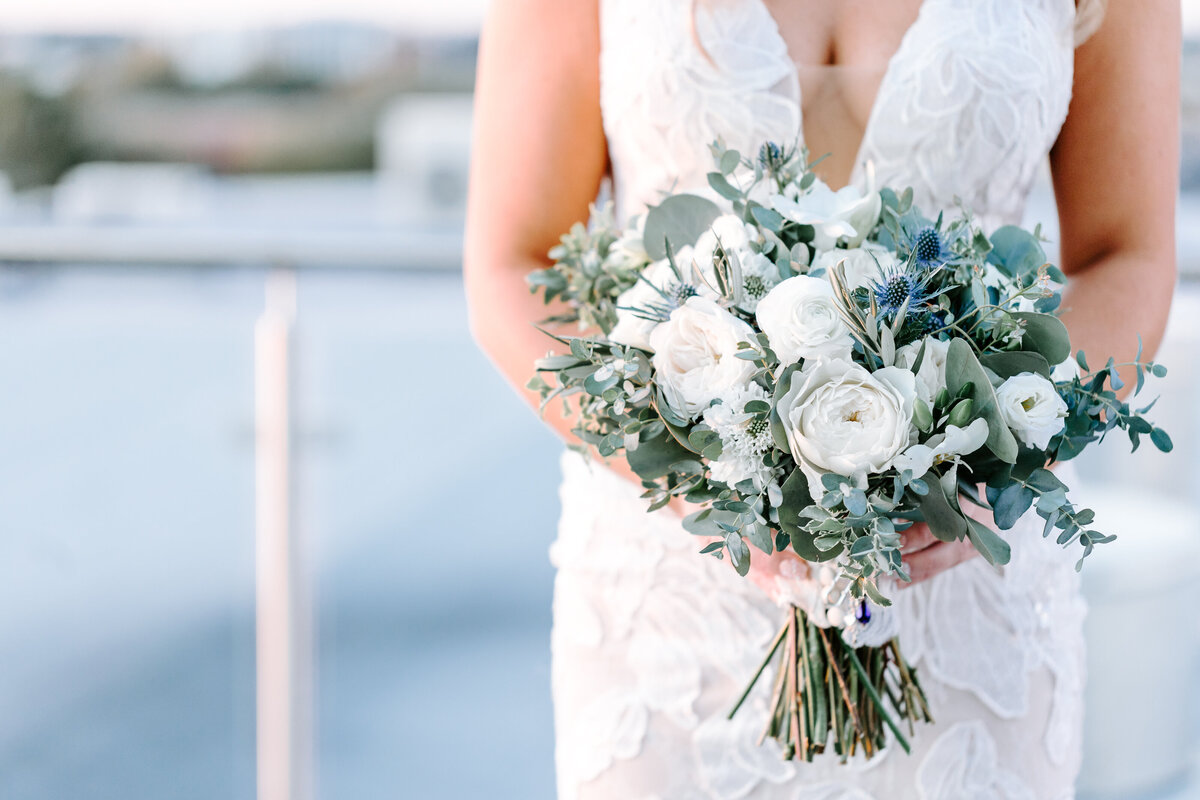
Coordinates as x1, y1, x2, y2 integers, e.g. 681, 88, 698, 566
376, 94, 473, 227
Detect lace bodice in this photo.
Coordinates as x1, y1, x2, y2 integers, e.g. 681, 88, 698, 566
600, 0, 1082, 232
550, 2, 1103, 797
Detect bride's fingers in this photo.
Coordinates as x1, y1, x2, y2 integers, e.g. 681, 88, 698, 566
903, 539, 978, 585
899, 522, 937, 554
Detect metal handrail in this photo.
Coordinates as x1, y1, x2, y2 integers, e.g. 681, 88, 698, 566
0, 224, 463, 270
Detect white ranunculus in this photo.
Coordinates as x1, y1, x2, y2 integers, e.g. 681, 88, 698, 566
755, 275, 854, 365
894, 335, 952, 407
609, 246, 712, 352
810, 245, 898, 292
776, 357, 918, 495
769, 173, 882, 251
891, 418, 990, 477
650, 297, 757, 420
996, 372, 1068, 449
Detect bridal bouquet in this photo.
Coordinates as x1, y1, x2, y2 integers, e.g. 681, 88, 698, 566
526, 140, 1171, 762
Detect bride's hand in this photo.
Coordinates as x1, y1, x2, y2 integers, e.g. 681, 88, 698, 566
900, 494, 994, 584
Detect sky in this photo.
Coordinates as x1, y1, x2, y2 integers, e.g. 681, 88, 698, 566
0, 0, 1197, 35
0, 0, 491, 34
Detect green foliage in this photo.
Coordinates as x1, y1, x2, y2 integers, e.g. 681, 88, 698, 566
643, 194, 722, 260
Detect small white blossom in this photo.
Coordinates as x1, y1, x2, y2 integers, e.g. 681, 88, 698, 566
734, 252, 782, 313
769, 170, 882, 250
996, 372, 1068, 449
892, 418, 990, 477
702, 383, 775, 490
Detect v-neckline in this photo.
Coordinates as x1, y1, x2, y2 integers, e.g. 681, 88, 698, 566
752, 0, 931, 192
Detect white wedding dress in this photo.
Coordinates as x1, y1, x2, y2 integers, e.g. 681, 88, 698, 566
550, 1, 1106, 798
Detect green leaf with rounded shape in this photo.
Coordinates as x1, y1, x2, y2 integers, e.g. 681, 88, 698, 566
1026, 467, 1066, 493
948, 398, 975, 428
966, 517, 1012, 566
779, 469, 843, 562
749, 204, 786, 233
707, 172, 742, 202
1151, 427, 1174, 453
987, 225, 1046, 279
992, 484, 1034, 529
627, 428, 695, 479
849, 536, 874, 559
945, 339, 1019, 463
980, 350, 1052, 381
1011, 311, 1071, 366
1151, 363, 1168, 378
643, 194, 722, 261
912, 398, 933, 432
745, 522, 774, 554
917, 471, 968, 542
719, 149, 741, 175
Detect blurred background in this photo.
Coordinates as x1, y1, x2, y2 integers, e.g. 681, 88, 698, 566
0, 2, 1199, 799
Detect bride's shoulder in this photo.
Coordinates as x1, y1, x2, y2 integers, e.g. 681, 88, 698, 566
483, 0, 601, 46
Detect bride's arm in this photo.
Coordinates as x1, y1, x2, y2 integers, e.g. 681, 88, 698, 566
463, 0, 608, 442
1050, 0, 1179, 392
903, 0, 1180, 583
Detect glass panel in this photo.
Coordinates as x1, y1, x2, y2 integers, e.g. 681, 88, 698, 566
297, 270, 561, 799
0, 264, 260, 800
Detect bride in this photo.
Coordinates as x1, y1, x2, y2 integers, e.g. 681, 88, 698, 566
464, 0, 1179, 797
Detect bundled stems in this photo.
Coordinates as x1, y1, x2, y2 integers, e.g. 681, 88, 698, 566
730, 605, 933, 762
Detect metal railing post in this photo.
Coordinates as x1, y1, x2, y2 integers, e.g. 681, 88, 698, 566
255, 267, 312, 800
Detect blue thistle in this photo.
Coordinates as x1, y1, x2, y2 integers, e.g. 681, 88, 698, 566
758, 141, 785, 172
872, 262, 933, 316
908, 225, 954, 269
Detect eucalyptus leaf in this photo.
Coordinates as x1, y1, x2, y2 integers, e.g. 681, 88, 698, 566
966, 517, 1012, 566
945, 338, 1019, 463
643, 194, 722, 260
992, 484, 1034, 529
980, 350, 1052, 380
779, 469, 843, 561
916, 471, 968, 542
987, 225, 1046, 280
1011, 312, 1071, 366
627, 427, 695, 479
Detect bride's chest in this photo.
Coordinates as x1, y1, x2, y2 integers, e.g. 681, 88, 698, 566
599, 0, 1078, 228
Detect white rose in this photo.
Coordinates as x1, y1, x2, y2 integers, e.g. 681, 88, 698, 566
610, 246, 713, 351
996, 372, 1068, 449
895, 336, 952, 407
755, 276, 854, 365
810, 245, 898, 291
777, 357, 918, 495
650, 297, 757, 420
892, 418, 990, 477
769, 173, 882, 251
